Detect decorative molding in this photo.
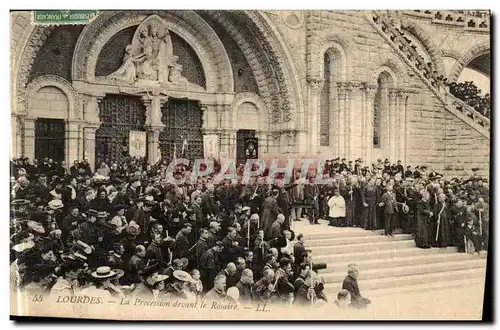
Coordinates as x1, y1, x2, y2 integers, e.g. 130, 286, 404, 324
26, 74, 81, 120
15, 26, 56, 115
281, 11, 304, 30
231, 92, 268, 131
71, 10, 233, 94
448, 41, 490, 83
439, 48, 462, 61
399, 18, 446, 79
307, 31, 354, 83
371, 53, 410, 88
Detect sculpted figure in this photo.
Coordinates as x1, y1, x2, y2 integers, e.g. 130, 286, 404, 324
108, 45, 146, 84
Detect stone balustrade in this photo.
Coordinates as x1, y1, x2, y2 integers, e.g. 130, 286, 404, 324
446, 93, 490, 131
372, 12, 441, 88
371, 11, 490, 138
406, 10, 489, 31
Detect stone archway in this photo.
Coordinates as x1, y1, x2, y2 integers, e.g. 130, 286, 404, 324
71, 10, 233, 94
448, 41, 490, 83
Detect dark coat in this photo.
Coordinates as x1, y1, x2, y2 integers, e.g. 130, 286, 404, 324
342, 275, 367, 307
260, 196, 280, 234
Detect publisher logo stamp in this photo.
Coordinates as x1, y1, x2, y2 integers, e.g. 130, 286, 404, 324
32, 10, 99, 25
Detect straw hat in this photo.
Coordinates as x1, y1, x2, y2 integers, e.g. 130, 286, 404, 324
91, 266, 117, 279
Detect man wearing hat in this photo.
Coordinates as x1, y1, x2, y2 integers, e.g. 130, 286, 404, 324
413, 166, 421, 179
354, 159, 363, 176
200, 241, 224, 291
404, 166, 413, 179
394, 160, 404, 176
339, 158, 348, 173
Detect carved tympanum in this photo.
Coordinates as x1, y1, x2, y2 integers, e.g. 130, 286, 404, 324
107, 15, 187, 85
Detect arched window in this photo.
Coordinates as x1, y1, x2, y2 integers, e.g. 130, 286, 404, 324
319, 47, 343, 147
320, 53, 330, 146
373, 71, 394, 149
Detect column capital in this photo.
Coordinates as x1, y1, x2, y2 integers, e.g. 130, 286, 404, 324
362, 83, 378, 98
83, 123, 101, 130
306, 76, 325, 90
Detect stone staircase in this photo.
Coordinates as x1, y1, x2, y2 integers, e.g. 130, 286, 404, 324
367, 10, 490, 139
293, 220, 487, 299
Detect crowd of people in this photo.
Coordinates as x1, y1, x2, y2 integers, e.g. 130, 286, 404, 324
447, 81, 491, 119
10, 155, 489, 309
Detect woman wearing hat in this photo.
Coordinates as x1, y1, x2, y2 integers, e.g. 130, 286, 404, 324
80, 266, 125, 298
88, 189, 111, 213
131, 267, 169, 299
108, 204, 129, 234
163, 270, 196, 301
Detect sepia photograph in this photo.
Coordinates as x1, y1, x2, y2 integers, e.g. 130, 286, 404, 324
8, 8, 491, 321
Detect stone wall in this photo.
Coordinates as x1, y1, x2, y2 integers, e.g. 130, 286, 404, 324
443, 113, 490, 178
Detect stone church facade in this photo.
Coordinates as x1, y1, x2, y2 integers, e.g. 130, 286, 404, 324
10, 10, 490, 176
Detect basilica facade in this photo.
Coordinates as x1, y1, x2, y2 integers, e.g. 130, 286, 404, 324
10, 10, 490, 176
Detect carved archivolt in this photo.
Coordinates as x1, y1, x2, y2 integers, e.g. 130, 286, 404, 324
14, 25, 55, 115
26, 75, 81, 120
207, 11, 301, 126
307, 31, 354, 82
71, 10, 233, 93
448, 41, 490, 83
231, 92, 268, 131
439, 49, 462, 61
372, 53, 410, 88
399, 18, 446, 78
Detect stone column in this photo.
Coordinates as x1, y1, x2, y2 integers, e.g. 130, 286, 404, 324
66, 120, 80, 164
336, 82, 346, 158
306, 77, 324, 154
363, 84, 377, 165
397, 90, 409, 165
348, 83, 364, 161
142, 96, 167, 165
83, 124, 99, 171
24, 117, 36, 161
388, 89, 398, 161
82, 95, 103, 170
11, 115, 21, 159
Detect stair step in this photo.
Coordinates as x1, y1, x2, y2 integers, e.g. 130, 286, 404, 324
319, 258, 486, 283
307, 233, 413, 247
319, 251, 480, 274
295, 227, 380, 240
309, 238, 416, 255
324, 267, 486, 292
313, 246, 459, 263
360, 277, 485, 299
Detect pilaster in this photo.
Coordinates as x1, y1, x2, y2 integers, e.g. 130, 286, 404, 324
306, 76, 324, 154
142, 95, 167, 165
363, 83, 377, 165
336, 82, 347, 158
66, 120, 80, 164
388, 88, 398, 161
24, 117, 35, 161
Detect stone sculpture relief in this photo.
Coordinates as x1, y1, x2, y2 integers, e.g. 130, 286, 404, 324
107, 15, 188, 85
